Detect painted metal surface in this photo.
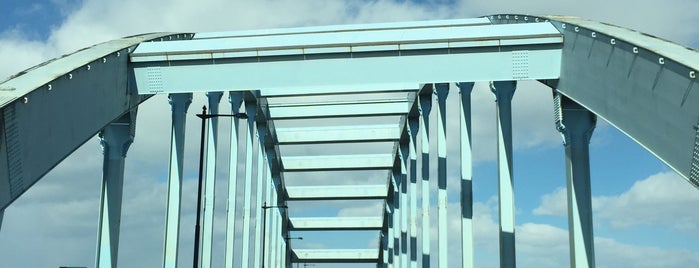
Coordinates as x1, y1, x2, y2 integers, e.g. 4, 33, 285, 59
434, 83, 449, 268
253, 141, 266, 268
407, 115, 419, 268
275, 124, 400, 144
418, 89, 432, 268
491, 81, 517, 268
163, 93, 192, 268
556, 94, 597, 267
201, 92, 222, 268
224, 92, 243, 268
282, 154, 394, 171
95, 111, 136, 268
457, 82, 475, 268
130, 21, 562, 94
293, 249, 379, 263
288, 217, 383, 230
490, 14, 699, 189
286, 185, 387, 200
0, 33, 187, 212
240, 100, 258, 268
267, 100, 410, 119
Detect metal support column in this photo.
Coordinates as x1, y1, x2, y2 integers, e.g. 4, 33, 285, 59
407, 116, 419, 268
418, 88, 432, 268
434, 83, 449, 268
201, 92, 222, 268
491, 81, 517, 268
253, 133, 266, 268
263, 151, 273, 268
225, 92, 243, 268
392, 163, 401, 268
95, 111, 136, 268
457, 82, 475, 268
241, 99, 258, 268
555, 93, 597, 268
387, 197, 395, 267
0, 209, 4, 231
163, 93, 192, 268
399, 137, 409, 268
269, 188, 278, 267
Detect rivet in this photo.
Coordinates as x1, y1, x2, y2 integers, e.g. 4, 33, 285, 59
658, 58, 665, 65
535, 18, 540, 22
562, 23, 566, 29
22, 97, 28, 103
633, 47, 639, 54
514, 15, 519, 20
591, 32, 597, 37
87, 65, 91, 71
490, 16, 494, 19
117, 52, 121, 57
691, 71, 696, 79
524, 16, 529, 21
68, 73, 73, 79
575, 26, 580, 32
160, 38, 163, 41
128, 48, 132, 53
102, 58, 107, 63
47, 84, 52, 91
177, 34, 181, 38
506, 15, 510, 19
498, 15, 502, 19
610, 39, 616, 45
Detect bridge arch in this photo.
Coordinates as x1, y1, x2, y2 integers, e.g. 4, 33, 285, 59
0, 14, 696, 267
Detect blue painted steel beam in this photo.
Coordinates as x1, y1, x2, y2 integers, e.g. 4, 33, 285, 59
163, 93, 192, 268
240, 99, 258, 268
286, 185, 387, 200
407, 114, 419, 268
457, 82, 475, 268
491, 14, 699, 189
491, 81, 517, 268
418, 87, 432, 268
434, 83, 449, 268
555, 94, 597, 267
0, 33, 186, 213
95, 111, 136, 268
292, 249, 379, 263
201, 92, 222, 268
130, 22, 562, 94
224, 92, 243, 268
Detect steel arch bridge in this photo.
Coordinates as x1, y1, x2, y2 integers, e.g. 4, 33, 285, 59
0, 14, 697, 268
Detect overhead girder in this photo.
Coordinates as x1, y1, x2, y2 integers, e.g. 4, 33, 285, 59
129, 22, 562, 94
286, 185, 387, 200
292, 249, 379, 263
288, 217, 383, 231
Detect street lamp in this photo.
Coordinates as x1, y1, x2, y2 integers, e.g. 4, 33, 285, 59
262, 202, 288, 268
193, 106, 248, 268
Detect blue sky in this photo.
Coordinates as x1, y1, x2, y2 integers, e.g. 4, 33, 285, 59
1, 0, 698, 267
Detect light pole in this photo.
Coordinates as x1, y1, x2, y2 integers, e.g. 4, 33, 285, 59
262, 202, 288, 268
193, 106, 248, 268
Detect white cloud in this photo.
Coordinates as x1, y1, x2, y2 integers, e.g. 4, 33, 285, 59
534, 171, 699, 235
